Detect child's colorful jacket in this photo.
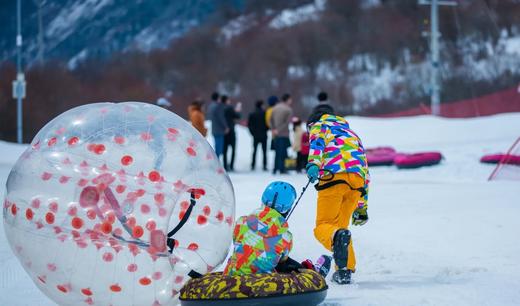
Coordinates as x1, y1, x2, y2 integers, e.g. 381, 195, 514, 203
224, 206, 293, 276
308, 114, 370, 202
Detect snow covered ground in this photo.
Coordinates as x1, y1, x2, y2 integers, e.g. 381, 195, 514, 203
1, 114, 520, 305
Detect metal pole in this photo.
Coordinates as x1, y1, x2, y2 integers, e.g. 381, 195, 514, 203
37, 0, 44, 64
430, 0, 440, 116
16, 0, 23, 143
286, 180, 311, 221
419, 0, 457, 116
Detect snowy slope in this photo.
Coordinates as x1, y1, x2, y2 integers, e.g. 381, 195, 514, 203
1, 114, 520, 305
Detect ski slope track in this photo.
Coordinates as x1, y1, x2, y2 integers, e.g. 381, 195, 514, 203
1, 113, 520, 306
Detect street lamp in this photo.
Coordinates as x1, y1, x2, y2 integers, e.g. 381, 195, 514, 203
419, 0, 457, 116
12, 0, 25, 143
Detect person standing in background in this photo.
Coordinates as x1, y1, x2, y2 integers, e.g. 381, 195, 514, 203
270, 94, 293, 174
266, 95, 279, 153
207, 92, 220, 126
223, 96, 242, 172
211, 94, 229, 162
188, 100, 207, 137
291, 118, 309, 173
308, 91, 335, 124
248, 100, 269, 171
265, 95, 279, 129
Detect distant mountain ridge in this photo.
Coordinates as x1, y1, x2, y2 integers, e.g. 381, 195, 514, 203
0, 0, 245, 67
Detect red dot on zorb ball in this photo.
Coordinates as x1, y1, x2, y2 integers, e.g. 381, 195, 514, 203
188, 243, 199, 251
114, 136, 125, 145
152, 272, 162, 280
197, 215, 207, 225
121, 155, 133, 166
102, 252, 114, 262
48, 137, 57, 147
174, 276, 184, 284
126, 216, 136, 227
45, 212, 55, 224
132, 226, 144, 238
154, 193, 165, 204
187, 147, 197, 156
57, 284, 68, 293
25, 208, 34, 220
140, 204, 150, 214
127, 264, 138, 272
159, 207, 167, 217
141, 132, 152, 141
148, 171, 161, 182
67, 136, 79, 146
139, 277, 152, 286
101, 222, 112, 234
146, 220, 156, 231
81, 288, 93, 296
86, 209, 96, 220
71, 217, 84, 229
94, 144, 106, 155
110, 284, 122, 292
10, 204, 17, 215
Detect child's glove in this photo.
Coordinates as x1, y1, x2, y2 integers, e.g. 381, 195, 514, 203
352, 205, 368, 226
301, 259, 314, 270
306, 164, 319, 183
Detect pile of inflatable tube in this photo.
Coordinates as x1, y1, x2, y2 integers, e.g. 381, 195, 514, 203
366, 147, 398, 166
180, 269, 327, 306
393, 152, 443, 169
365, 147, 443, 169
480, 154, 520, 165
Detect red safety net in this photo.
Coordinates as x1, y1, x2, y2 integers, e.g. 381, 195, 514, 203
488, 137, 520, 181
378, 85, 520, 118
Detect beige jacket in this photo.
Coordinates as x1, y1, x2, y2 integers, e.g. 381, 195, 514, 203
292, 125, 303, 152
269, 102, 293, 138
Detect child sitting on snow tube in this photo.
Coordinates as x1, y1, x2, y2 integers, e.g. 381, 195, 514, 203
224, 181, 331, 277
179, 181, 331, 306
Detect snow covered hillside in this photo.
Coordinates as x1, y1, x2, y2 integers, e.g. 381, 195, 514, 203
1, 114, 520, 305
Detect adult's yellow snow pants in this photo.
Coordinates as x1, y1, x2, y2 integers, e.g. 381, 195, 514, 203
314, 173, 365, 271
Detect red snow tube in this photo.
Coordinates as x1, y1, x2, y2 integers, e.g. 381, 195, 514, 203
394, 152, 443, 169
366, 147, 397, 166
480, 154, 520, 165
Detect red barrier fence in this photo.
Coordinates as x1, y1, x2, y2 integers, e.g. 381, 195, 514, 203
378, 85, 520, 118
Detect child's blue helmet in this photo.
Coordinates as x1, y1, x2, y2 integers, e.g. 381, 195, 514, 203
261, 181, 297, 215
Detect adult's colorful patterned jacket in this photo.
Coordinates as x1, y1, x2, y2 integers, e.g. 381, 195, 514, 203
224, 205, 293, 276
308, 115, 370, 203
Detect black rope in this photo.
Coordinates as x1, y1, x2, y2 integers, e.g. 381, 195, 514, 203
313, 169, 367, 197
168, 191, 197, 238
166, 191, 198, 253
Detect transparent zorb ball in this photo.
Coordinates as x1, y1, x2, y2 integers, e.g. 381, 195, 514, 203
3, 102, 235, 306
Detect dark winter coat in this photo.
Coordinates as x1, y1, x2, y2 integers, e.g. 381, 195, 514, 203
211, 103, 229, 136
248, 108, 269, 140
206, 100, 218, 124
224, 105, 241, 135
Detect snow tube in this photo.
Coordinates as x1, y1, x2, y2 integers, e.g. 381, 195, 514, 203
480, 154, 520, 165
394, 152, 443, 169
366, 147, 397, 166
179, 269, 327, 306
